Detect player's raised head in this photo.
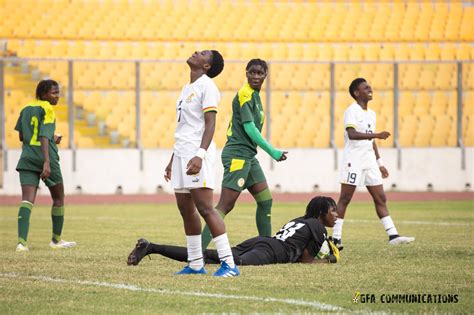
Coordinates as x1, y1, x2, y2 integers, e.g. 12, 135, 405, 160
304, 196, 337, 227
207, 50, 224, 78
36, 79, 60, 105
186, 50, 224, 78
349, 77, 367, 100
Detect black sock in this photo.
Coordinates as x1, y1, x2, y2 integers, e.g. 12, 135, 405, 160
148, 243, 189, 262
389, 234, 400, 241
148, 243, 224, 264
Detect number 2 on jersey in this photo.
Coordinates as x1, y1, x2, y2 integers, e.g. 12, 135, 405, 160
30, 116, 41, 146
274, 221, 305, 241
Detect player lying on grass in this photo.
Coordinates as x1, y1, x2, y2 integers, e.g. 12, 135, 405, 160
128, 196, 340, 266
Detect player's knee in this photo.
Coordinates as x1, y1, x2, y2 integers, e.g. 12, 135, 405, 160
177, 205, 192, 218
52, 197, 64, 207
198, 208, 215, 221
374, 193, 387, 206
195, 203, 214, 218
220, 201, 236, 214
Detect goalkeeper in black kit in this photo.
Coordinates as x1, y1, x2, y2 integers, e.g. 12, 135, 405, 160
128, 196, 340, 266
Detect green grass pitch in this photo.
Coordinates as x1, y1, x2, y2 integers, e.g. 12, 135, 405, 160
1, 200, 472, 313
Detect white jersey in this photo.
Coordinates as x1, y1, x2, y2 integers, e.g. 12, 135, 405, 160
341, 102, 377, 169
173, 74, 220, 157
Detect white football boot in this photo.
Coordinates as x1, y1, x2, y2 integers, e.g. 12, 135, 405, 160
16, 243, 29, 252
50, 240, 77, 249
389, 236, 415, 245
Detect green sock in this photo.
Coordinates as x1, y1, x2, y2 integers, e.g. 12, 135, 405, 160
51, 206, 65, 243
201, 208, 225, 250
18, 201, 33, 245
254, 189, 273, 237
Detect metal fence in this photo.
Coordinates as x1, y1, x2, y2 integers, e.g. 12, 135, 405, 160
1, 58, 472, 171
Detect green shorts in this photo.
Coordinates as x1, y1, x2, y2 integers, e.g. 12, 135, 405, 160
221, 155, 266, 192
18, 168, 63, 188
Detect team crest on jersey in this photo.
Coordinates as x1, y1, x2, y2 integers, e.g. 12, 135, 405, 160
237, 178, 245, 187
186, 93, 195, 103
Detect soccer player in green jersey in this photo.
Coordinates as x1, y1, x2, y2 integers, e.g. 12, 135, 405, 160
201, 59, 288, 249
14, 79, 76, 252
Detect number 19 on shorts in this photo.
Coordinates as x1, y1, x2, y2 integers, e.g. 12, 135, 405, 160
347, 172, 357, 184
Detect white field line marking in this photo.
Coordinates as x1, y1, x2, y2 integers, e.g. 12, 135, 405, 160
347, 219, 471, 227
0, 272, 344, 312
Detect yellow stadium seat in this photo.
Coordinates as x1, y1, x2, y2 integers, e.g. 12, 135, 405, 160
463, 63, 474, 90
435, 64, 456, 90
418, 65, 436, 90
379, 44, 395, 61
3, 1, 472, 149
413, 92, 431, 116
430, 91, 450, 115
364, 44, 381, 61
399, 64, 421, 90
439, 43, 457, 60
399, 115, 418, 147
399, 91, 416, 116
370, 64, 393, 90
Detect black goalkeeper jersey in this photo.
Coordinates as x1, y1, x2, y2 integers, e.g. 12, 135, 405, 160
273, 216, 328, 263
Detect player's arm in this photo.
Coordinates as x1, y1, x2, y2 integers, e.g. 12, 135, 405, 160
300, 249, 333, 264
37, 107, 55, 180
373, 141, 389, 178
15, 111, 23, 141
346, 127, 391, 141
186, 111, 216, 175
243, 121, 287, 161
164, 153, 173, 182
200, 111, 216, 151
39, 136, 51, 180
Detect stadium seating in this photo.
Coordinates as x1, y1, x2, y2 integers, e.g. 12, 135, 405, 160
1, 1, 472, 149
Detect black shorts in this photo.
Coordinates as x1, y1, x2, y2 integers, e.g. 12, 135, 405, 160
233, 236, 290, 265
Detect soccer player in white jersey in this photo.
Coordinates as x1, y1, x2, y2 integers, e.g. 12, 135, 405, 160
164, 50, 239, 277
332, 78, 415, 249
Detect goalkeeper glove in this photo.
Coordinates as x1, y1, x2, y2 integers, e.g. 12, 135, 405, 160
327, 238, 340, 263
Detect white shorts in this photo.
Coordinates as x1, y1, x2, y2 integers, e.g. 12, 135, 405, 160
339, 165, 383, 187
171, 152, 215, 193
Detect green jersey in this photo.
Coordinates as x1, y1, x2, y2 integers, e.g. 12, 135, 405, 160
223, 83, 265, 159
15, 100, 60, 172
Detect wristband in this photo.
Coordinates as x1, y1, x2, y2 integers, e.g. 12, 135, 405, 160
377, 158, 384, 167
196, 148, 206, 159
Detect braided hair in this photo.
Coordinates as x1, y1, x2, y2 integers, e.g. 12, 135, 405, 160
207, 50, 224, 78
304, 196, 337, 219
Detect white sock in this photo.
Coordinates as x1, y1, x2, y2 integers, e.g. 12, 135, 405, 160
213, 233, 235, 268
380, 216, 399, 237
186, 235, 204, 270
332, 218, 344, 240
